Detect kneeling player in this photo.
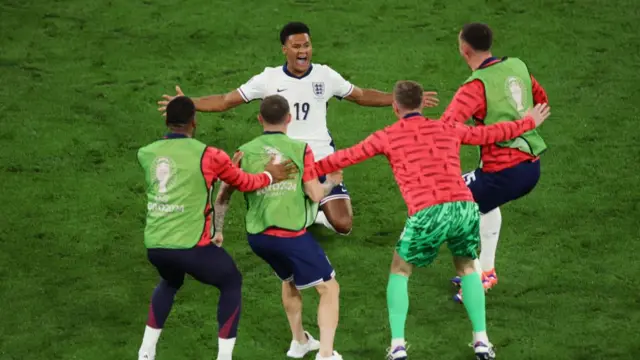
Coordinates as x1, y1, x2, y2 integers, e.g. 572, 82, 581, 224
136, 97, 296, 360
214, 95, 344, 360
313, 81, 550, 359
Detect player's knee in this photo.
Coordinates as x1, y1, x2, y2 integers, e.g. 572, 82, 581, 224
315, 278, 339, 296
332, 217, 353, 235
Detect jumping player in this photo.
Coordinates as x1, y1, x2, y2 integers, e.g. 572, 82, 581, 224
313, 81, 551, 359
213, 95, 344, 360
136, 96, 296, 360
442, 23, 549, 301
157, 21, 439, 236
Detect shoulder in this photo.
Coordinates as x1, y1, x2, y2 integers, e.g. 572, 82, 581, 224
312, 63, 340, 75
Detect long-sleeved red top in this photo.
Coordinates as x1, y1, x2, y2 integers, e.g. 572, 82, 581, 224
198, 146, 271, 245
440, 57, 548, 172
314, 114, 536, 216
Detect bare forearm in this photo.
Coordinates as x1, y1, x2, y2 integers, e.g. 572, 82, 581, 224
352, 89, 393, 107
193, 94, 228, 112
213, 202, 229, 233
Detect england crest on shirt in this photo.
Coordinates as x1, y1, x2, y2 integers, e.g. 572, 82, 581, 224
312, 82, 325, 98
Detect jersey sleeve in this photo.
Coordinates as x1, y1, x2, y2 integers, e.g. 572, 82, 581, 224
315, 130, 388, 176
204, 147, 271, 191
326, 66, 354, 99
302, 145, 318, 182
453, 117, 537, 146
237, 69, 269, 102
530, 74, 548, 105
440, 80, 486, 123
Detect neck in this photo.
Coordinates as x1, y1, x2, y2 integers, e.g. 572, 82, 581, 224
397, 108, 422, 119
286, 61, 308, 77
168, 128, 192, 137
468, 52, 493, 70
263, 124, 287, 133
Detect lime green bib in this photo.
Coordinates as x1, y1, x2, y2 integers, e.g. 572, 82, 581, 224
465, 57, 547, 157
239, 133, 318, 234
137, 138, 212, 249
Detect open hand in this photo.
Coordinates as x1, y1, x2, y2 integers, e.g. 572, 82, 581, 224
231, 151, 244, 166
527, 103, 551, 127
264, 156, 298, 183
422, 91, 439, 108
157, 85, 185, 116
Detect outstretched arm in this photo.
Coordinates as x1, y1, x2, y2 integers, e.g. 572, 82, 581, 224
346, 86, 439, 108
315, 130, 388, 176
205, 148, 272, 192
455, 117, 536, 146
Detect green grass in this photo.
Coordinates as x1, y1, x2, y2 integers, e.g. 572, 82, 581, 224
1, 0, 639, 359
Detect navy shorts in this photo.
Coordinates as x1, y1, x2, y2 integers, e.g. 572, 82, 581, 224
463, 160, 541, 214
248, 232, 335, 290
147, 244, 242, 289
318, 175, 350, 206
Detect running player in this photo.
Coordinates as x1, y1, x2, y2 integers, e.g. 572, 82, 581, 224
157, 21, 439, 236
213, 95, 344, 360
136, 96, 296, 360
442, 23, 549, 302
313, 81, 551, 359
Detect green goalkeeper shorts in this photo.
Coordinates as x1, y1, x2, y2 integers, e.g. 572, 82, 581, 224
396, 201, 480, 267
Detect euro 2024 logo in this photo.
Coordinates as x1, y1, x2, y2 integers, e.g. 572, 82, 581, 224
505, 76, 528, 116
151, 157, 177, 200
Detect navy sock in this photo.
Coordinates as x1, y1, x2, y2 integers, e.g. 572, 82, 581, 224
147, 280, 179, 328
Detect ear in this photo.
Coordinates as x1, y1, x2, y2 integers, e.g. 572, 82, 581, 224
392, 101, 399, 117
257, 114, 264, 125
282, 44, 287, 55
285, 113, 292, 125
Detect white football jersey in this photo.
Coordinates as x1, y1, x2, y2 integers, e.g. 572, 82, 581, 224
238, 63, 354, 160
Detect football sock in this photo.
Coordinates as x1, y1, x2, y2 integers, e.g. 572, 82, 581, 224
460, 273, 487, 332
479, 208, 501, 273
138, 326, 162, 357
217, 269, 242, 340
387, 273, 409, 341
217, 337, 236, 359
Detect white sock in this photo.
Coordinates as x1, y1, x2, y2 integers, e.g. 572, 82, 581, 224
217, 337, 236, 359
314, 210, 337, 232
391, 338, 405, 348
316, 353, 336, 360
473, 331, 489, 345
138, 326, 162, 357
479, 208, 501, 273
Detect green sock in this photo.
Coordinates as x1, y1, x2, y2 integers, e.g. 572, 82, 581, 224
460, 272, 487, 332
387, 273, 409, 340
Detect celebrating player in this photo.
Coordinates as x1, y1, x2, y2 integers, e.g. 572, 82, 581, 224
442, 23, 550, 302
214, 95, 344, 360
157, 21, 439, 236
313, 81, 551, 360
136, 96, 296, 360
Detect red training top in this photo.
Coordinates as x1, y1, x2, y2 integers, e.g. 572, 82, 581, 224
314, 114, 536, 216
440, 57, 549, 172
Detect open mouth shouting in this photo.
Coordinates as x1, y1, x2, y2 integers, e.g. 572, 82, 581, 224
296, 54, 309, 67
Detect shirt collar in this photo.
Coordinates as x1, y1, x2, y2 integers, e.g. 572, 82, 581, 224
402, 112, 423, 119
282, 62, 313, 79
164, 133, 189, 139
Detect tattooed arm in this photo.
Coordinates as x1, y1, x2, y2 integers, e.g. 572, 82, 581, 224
212, 179, 237, 246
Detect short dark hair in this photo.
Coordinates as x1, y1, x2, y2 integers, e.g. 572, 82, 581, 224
460, 23, 493, 51
280, 22, 310, 45
393, 81, 424, 111
166, 96, 196, 125
260, 95, 290, 124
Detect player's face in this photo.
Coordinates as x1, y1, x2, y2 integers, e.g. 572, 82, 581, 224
282, 33, 312, 75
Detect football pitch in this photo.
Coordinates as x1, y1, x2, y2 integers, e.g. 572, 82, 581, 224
1, 0, 639, 359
